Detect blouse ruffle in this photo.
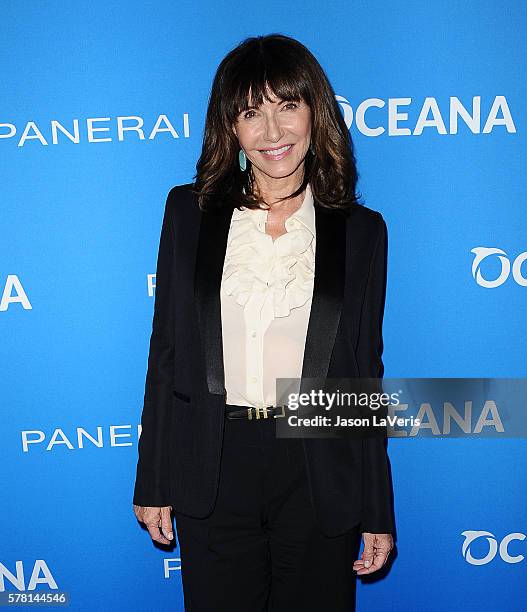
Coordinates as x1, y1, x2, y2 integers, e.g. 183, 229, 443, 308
222, 212, 315, 318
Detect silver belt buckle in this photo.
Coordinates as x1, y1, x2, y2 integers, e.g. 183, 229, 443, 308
254, 406, 268, 419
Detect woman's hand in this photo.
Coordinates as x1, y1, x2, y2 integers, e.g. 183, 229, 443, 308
133, 504, 174, 545
353, 532, 394, 575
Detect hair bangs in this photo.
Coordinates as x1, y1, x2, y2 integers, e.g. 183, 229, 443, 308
228, 59, 309, 123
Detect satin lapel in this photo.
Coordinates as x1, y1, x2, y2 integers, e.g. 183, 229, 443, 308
194, 205, 232, 396
300, 204, 347, 388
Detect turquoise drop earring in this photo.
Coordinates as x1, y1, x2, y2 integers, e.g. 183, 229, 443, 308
238, 148, 247, 171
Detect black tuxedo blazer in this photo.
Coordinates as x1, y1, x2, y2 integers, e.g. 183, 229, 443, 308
133, 183, 395, 537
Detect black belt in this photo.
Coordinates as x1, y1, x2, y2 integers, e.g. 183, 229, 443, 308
225, 405, 287, 420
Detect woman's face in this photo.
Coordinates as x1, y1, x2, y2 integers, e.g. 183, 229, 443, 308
233, 90, 312, 181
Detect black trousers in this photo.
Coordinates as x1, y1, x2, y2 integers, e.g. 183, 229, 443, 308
173, 405, 362, 612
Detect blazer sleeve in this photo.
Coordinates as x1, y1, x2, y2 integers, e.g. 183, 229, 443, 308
132, 188, 176, 507
356, 212, 396, 535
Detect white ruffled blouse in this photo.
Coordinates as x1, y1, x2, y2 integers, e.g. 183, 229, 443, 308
220, 183, 316, 408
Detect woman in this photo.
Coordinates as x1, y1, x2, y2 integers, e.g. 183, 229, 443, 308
133, 33, 395, 611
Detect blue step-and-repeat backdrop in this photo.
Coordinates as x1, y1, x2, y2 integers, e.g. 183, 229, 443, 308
2, 1, 526, 610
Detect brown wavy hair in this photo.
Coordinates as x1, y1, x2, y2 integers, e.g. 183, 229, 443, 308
191, 33, 363, 213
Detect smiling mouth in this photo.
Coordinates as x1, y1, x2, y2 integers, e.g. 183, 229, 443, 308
259, 144, 293, 154
258, 144, 294, 156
